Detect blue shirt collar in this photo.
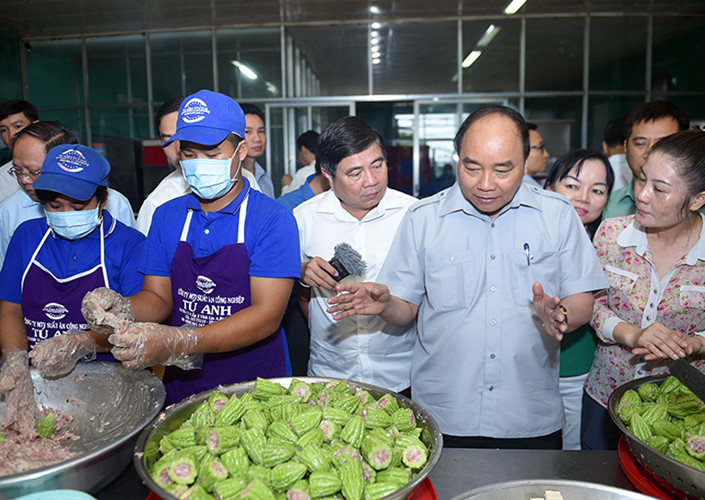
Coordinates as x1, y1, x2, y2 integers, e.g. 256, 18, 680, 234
439, 181, 542, 221
186, 178, 251, 214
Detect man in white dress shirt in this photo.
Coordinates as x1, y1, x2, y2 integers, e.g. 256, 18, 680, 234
294, 116, 417, 394
601, 115, 630, 192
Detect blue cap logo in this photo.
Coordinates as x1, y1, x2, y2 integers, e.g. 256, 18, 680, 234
181, 97, 211, 124
56, 149, 89, 173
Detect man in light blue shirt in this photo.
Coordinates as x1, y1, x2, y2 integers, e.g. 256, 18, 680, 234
0, 121, 135, 263
328, 106, 607, 449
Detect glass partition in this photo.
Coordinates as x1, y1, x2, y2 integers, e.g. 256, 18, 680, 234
462, 19, 520, 93
589, 17, 647, 91
87, 34, 148, 105
26, 38, 84, 108
150, 31, 213, 103
217, 28, 282, 99
526, 18, 585, 91
373, 22, 457, 95
287, 25, 368, 96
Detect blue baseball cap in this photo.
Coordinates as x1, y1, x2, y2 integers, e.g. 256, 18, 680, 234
163, 89, 246, 148
33, 144, 110, 201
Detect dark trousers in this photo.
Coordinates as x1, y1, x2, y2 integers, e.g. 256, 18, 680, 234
580, 390, 622, 450
281, 296, 310, 377
442, 430, 562, 450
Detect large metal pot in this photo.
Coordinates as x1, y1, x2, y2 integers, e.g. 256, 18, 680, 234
451, 479, 656, 500
134, 377, 443, 499
0, 362, 165, 499
608, 374, 705, 498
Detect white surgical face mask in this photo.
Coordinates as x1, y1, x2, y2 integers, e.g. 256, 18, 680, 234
180, 146, 241, 200
45, 207, 102, 240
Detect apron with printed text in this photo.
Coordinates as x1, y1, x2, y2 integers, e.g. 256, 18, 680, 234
21, 222, 114, 362
164, 193, 286, 404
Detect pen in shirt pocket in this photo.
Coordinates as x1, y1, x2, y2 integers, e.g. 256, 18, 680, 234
524, 243, 533, 266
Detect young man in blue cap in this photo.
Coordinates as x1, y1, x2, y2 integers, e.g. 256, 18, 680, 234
82, 90, 300, 404
0, 144, 145, 375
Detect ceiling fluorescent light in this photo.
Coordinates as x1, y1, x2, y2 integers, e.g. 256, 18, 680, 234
461, 50, 482, 68
477, 24, 501, 47
231, 60, 257, 80
504, 0, 527, 15
265, 81, 278, 94
371, 22, 382, 29
371, 30, 378, 37
373, 57, 381, 64
370, 6, 380, 14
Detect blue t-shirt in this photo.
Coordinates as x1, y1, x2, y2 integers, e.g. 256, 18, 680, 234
0, 211, 145, 304
142, 180, 301, 280
277, 174, 316, 212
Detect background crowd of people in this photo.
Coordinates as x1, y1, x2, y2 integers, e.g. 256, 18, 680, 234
0, 92, 704, 453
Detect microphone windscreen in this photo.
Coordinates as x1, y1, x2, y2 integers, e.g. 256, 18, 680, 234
329, 242, 366, 281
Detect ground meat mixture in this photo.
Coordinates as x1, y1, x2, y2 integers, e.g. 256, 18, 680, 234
0, 349, 78, 476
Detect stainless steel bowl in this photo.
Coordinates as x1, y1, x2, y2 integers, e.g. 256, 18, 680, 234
134, 377, 443, 500
0, 362, 165, 499
608, 374, 705, 498
451, 479, 656, 499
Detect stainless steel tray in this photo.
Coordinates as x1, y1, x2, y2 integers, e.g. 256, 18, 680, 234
0, 362, 165, 499
608, 374, 705, 499
134, 376, 443, 500
452, 479, 656, 499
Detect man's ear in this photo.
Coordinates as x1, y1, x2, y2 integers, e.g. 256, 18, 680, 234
321, 168, 334, 186
237, 140, 249, 161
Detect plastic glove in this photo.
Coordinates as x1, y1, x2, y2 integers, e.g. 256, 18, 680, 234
81, 287, 134, 334
29, 330, 97, 378
108, 322, 203, 371
0, 348, 40, 433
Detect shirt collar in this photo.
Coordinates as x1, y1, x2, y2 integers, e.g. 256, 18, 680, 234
617, 213, 705, 264
619, 180, 635, 203
21, 190, 39, 208
439, 181, 542, 220
254, 162, 266, 180
317, 187, 399, 222
186, 177, 251, 214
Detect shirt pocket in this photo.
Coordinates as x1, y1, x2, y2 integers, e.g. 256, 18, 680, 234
605, 265, 639, 293
424, 251, 479, 311
507, 248, 560, 303
680, 284, 705, 310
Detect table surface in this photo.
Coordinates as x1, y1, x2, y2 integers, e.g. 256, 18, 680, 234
93, 448, 638, 500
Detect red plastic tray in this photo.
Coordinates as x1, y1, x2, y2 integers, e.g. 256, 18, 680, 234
147, 477, 437, 500
618, 434, 692, 500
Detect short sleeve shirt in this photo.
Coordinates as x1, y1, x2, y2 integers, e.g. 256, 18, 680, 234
377, 182, 608, 437
141, 180, 300, 280
0, 211, 145, 304
586, 215, 705, 406
294, 188, 417, 391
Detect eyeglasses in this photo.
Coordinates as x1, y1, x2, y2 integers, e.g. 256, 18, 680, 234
530, 144, 546, 151
8, 167, 42, 180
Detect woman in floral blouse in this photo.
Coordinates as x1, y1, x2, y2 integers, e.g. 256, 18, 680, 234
583, 129, 705, 450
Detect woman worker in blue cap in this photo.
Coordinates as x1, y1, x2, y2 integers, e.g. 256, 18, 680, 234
81, 90, 300, 405
0, 144, 145, 376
